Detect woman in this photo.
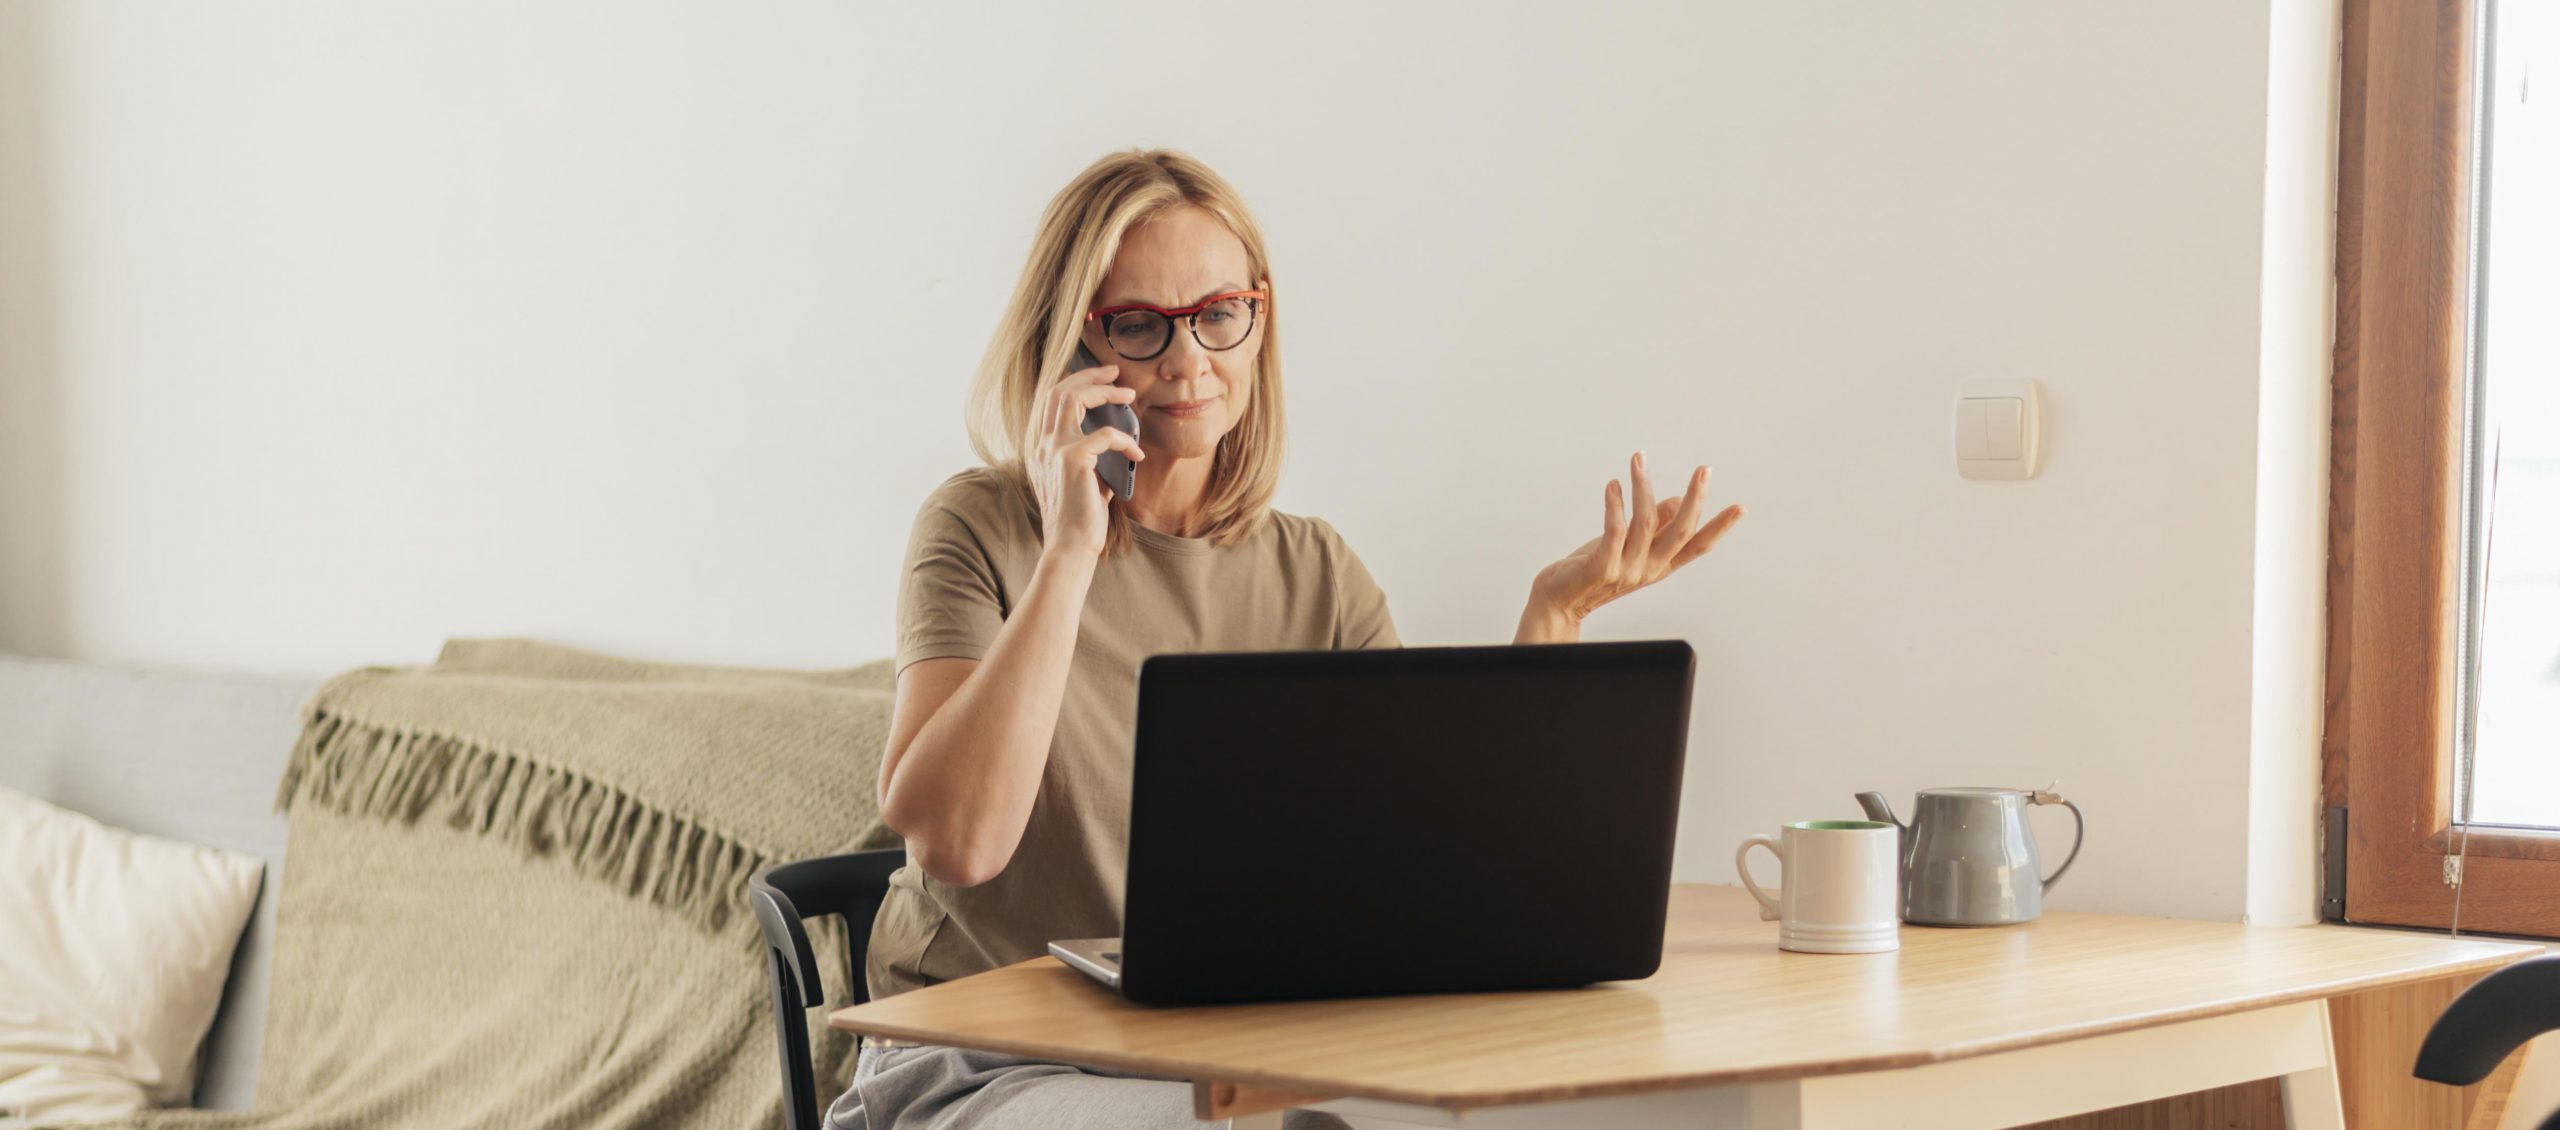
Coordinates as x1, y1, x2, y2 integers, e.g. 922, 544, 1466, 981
829, 149, 1744, 1130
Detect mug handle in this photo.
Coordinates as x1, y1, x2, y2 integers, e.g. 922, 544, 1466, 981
2034, 793, 2086, 891
1735, 834, 1786, 921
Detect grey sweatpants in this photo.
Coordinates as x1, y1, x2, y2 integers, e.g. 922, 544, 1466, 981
825, 1042, 1355, 1130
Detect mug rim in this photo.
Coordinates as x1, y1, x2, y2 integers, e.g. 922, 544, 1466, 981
1786, 819, 1894, 832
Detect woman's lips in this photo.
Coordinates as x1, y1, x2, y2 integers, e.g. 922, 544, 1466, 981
1149, 398, 1217, 419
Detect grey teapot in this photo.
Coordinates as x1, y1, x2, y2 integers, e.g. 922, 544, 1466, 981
1853, 786, 2085, 926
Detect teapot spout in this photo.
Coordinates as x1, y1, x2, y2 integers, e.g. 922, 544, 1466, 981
1854, 791, 1903, 831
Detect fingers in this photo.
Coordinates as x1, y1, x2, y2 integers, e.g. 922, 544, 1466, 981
1060, 427, 1139, 503
1635, 501, 1677, 576
1036, 366, 1129, 444
1058, 382, 1137, 426
1598, 478, 1630, 583
1669, 504, 1746, 570
1033, 360, 1121, 417
1065, 425, 1143, 466
1625, 451, 1657, 559
1654, 466, 1710, 566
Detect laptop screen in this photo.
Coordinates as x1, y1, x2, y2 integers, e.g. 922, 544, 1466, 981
1118, 640, 1695, 1005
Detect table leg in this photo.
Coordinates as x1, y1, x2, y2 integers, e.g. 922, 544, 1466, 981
2278, 998, 2347, 1130
1227, 1113, 1286, 1130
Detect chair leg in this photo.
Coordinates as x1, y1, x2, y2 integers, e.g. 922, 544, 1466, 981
768, 946, 821, 1130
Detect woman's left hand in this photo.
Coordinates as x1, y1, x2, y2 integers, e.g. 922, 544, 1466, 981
1518, 452, 1745, 644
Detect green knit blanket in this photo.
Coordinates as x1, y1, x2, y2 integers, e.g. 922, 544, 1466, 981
76, 639, 899, 1130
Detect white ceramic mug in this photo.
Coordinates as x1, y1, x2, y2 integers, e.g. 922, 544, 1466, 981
1734, 820, 1901, 954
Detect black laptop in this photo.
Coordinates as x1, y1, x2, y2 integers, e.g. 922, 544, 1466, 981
1047, 639, 1695, 1007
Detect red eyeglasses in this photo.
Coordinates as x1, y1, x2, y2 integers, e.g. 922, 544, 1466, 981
1085, 289, 1267, 361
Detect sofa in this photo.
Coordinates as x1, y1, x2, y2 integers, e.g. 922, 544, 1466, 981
0, 653, 319, 1111
3, 644, 890, 1130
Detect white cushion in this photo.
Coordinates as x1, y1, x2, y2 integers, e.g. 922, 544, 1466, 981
0, 786, 263, 1124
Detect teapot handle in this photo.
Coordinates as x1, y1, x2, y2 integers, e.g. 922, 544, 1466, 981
2035, 792, 2086, 891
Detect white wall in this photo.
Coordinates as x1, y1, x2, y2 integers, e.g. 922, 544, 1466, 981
2246, 0, 2341, 929
0, 0, 2331, 922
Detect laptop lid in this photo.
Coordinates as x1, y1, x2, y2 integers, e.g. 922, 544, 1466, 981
1117, 640, 1695, 1006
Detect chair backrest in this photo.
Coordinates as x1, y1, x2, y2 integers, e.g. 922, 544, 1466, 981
748, 848, 908, 1130
2415, 955, 2560, 1130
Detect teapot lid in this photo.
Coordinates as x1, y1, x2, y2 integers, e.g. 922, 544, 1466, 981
1919, 786, 2030, 797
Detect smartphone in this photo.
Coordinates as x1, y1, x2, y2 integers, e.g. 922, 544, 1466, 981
1074, 344, 1140, 500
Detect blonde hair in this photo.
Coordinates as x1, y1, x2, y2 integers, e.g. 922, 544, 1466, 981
965, 148, 1284, 552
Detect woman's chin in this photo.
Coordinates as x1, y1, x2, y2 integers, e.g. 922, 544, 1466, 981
1149, 443, 1225, 464
1142, 419, 1231, 461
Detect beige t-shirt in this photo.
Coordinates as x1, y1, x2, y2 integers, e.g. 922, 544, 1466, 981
864, 467, 1399, 1005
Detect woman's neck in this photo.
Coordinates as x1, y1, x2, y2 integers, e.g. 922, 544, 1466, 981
1123, 451, 1215, 538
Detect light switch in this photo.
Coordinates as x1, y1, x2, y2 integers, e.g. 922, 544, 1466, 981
1984, 398, 2023, 459
1956, 378, 2043, 481
1956, 400, 1994, 460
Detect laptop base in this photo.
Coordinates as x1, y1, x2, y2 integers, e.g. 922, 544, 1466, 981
1048, 937, 1124, 988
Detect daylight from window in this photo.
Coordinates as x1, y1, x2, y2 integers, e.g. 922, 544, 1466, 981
2467, 0, 2560, 828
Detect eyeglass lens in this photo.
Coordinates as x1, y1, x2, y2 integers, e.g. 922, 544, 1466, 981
1102, 297, 1257, 360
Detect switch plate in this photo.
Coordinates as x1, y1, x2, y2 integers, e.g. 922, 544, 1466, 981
1983, 398, 2023, 459
1956, 379, 2042, 480
1956, 400, 1994, 460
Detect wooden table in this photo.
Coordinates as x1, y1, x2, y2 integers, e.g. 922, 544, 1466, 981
827, 885, 2540, 1129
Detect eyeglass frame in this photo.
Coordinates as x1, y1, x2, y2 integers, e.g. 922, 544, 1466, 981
1083, 289, 1269, 362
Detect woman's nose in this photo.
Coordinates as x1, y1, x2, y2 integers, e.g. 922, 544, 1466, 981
1155, 329, 1216, 382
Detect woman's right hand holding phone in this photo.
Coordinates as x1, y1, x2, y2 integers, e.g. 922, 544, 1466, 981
884, 356, 1144, 888
1026, 359, 1143, 559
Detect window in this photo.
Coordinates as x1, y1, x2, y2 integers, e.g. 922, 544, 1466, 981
2464, 0, 2558, 834
2326, 0, 2560, 938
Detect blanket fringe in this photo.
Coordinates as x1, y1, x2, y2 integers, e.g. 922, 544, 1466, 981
275, 709, 769, 935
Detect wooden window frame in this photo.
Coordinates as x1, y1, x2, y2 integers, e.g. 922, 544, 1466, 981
2326, 0, 2560, 938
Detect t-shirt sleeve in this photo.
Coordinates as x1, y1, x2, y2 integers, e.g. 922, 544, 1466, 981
896, 497, 1007, 671
1324, 521, 1401, 650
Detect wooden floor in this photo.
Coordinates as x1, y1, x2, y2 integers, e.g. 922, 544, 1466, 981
2023, 970, 2527, 1130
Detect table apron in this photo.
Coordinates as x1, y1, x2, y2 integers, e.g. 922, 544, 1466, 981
1293, 998, 2340, 1130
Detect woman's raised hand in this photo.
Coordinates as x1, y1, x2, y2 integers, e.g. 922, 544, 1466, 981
1521, 452, 1744, 641
1026, 358, 1144, 559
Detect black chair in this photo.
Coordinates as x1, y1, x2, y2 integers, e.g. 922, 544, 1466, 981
2415, 954, 2560, 1130
749, 848, 908, 1130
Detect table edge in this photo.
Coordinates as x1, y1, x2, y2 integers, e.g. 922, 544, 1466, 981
826, 944, 2539, 1110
